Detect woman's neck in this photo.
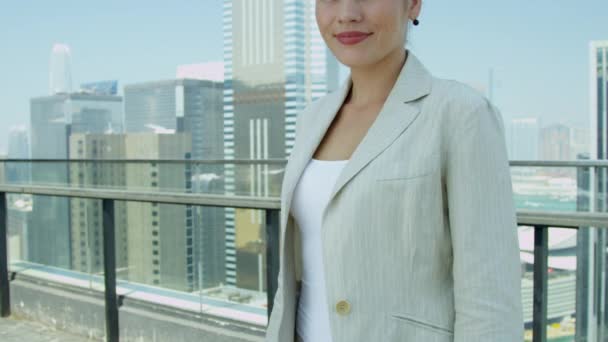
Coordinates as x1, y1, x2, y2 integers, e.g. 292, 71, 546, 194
346, 48, 408, 109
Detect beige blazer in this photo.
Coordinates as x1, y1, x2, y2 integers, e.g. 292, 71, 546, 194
265, 50, 524, 342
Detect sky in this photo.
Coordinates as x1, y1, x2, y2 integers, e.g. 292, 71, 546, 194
0, 0, 606, 155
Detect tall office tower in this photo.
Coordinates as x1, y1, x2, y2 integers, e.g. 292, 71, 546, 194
49, 43, 73, 95
222, 0, 340, 289
6, 125, 30, 183
508, 117, 540, 161
123, 133, 192, 291
124, 79, 225, 291
29, 93, 122, 268
69, 133, 128, 275
591, 41, 608, 210
576, 40, 608, 342
540, 124, 571, 161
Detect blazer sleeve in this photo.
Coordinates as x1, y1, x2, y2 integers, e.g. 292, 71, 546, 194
445, 97, 524, 342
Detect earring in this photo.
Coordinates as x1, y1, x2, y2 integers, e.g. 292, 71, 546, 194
413, 18, 419, 26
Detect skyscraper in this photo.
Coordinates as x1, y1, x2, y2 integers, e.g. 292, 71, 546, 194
124, 133, 192, 291
69, 133, 128, 275
49, 43, 72, 95
590, 41, 607, 212
222, 0, 340, 288
29, 92, 122, 268
124, 79, 225, 290
577, 40, 608, 341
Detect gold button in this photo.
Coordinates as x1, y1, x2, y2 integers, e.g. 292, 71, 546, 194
335, 300, 351, 315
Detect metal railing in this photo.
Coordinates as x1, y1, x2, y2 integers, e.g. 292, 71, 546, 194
0, 184, 281, 342
0, 159, 607, 342
518, 210, 608, 341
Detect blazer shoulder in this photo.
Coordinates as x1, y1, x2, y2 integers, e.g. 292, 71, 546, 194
429, 77, 491, 111
428, 77, 500, 129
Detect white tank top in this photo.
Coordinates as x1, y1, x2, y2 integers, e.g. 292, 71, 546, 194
290, 157, 348, 342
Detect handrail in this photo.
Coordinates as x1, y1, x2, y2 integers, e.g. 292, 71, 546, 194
510, 160, 608, 167
517, 210, 608, 228
0, 185, 606, 228
0, 158, 288, 165
1, 158, 608, 168
0, 185, 281, 209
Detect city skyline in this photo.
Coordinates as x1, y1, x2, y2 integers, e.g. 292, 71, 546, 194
1, 0, 607, 155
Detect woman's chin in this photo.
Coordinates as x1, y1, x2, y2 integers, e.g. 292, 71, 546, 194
334, 53, 375, 69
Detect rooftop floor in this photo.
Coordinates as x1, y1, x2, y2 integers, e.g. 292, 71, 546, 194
0, 316, 96, 342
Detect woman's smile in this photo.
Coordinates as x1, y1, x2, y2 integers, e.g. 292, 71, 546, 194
335, 31, 373, 45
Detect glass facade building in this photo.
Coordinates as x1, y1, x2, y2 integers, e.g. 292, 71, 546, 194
28, 93, 123, 268
222, 0, 339, 288
591, 41, 608, 213
124, 79, 225, 291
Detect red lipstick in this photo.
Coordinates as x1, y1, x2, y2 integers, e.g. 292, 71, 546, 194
335, 31, 372, 45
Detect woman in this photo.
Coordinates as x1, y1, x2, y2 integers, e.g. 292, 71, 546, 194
266, 0, 524, 341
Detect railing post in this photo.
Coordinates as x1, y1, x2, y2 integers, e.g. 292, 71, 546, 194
265, 209, 280, 320
533, 225, 549, 342
0, 192, 10, 317
102, 199, 119, 342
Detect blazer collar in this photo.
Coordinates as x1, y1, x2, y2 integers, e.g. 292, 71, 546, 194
281, 49, 433, 230
337, 49, 433, 105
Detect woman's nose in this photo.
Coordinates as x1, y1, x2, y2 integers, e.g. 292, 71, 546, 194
337, 0, 363, 23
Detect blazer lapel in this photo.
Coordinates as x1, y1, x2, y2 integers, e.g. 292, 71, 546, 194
280, 70, 351, 229
282, 50, 433, 230
323, 51, 433, 221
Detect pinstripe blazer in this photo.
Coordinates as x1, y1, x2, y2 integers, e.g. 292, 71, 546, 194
265, 50, 524, 342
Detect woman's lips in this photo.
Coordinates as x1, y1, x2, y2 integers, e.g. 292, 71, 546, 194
335, 31, 372, 45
